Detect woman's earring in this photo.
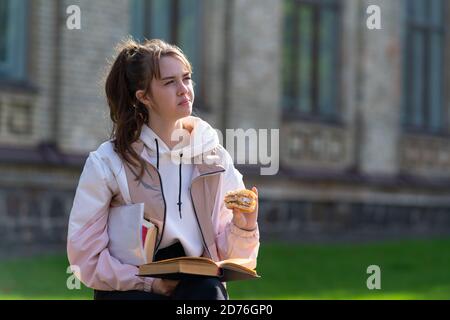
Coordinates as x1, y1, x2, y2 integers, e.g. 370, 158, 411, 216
132, 104, 139, 118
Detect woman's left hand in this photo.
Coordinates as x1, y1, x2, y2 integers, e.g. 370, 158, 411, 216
231, 187, 258, 231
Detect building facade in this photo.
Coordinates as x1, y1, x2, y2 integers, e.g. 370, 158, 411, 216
0, 0, 449, 254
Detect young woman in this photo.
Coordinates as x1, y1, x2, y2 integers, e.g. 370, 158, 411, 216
67, 39, 260, 300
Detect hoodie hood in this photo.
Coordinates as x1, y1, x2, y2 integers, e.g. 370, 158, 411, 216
140, 116, 220, 163
138, 116, 221, 222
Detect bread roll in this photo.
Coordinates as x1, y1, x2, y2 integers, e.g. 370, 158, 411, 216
224, 189, 257, 213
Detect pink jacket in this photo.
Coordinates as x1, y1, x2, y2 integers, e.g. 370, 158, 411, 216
67, 118, 260, 292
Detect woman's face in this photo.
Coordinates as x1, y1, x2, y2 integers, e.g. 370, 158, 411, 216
147, 55, 194, 121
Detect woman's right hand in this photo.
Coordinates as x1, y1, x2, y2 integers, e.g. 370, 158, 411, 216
152, 278, 180, 296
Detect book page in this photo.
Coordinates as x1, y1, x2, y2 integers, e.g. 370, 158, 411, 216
217, 258, 255, 269
146, 256, 217, 265
141, 256, 255, 273
143, 222, 158, 263
139, 256, 259, 281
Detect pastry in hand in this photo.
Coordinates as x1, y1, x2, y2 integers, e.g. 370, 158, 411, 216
224, 189, 257, 213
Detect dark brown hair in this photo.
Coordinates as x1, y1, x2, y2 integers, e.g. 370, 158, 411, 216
105, 38, 192, 179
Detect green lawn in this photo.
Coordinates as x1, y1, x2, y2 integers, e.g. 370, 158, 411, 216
0, 237, 449, 300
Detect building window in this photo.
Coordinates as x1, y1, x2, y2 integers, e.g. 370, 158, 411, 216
402, 0, 446, 133
131, 0, 207, 110
282, 0, 341, 121
0, 0, 28, 82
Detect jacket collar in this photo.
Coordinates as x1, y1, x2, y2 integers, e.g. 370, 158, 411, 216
131, 139, 225, 178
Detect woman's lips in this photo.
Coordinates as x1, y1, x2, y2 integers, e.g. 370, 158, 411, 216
178, 99, 190, 106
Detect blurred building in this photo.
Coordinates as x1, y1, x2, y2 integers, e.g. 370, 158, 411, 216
1, 0, 449, 253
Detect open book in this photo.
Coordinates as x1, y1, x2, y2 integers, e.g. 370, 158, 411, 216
138, 257, 260, 282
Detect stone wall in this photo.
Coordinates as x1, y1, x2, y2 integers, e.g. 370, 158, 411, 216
259, 199, 450, 242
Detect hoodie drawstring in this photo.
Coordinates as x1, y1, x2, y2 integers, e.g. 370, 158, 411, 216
177, 153, 183, 219
155, 138, 159, 170
155, 138, 183, 220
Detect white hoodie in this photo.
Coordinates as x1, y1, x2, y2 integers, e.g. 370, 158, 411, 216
139, 116, 220, 256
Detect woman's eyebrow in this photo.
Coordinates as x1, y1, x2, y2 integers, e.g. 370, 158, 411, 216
160, 72, 191, 81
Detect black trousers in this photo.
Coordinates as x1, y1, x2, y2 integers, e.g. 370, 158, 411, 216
94, 242, 228, 300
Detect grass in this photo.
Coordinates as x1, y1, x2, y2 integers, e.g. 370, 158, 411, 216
0, 237, 449, 300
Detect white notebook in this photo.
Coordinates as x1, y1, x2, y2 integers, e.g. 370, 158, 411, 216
107, 203, 158, 266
